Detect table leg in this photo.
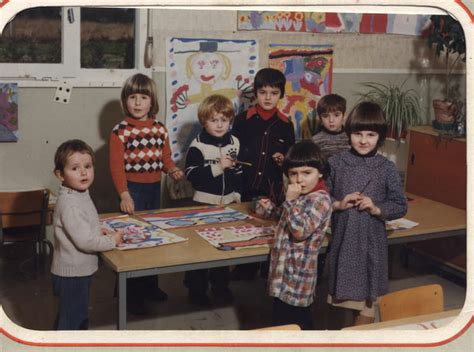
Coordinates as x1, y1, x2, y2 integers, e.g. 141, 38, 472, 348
118, 272, 127, 330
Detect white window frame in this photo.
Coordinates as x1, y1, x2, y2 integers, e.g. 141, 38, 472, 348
0, 7, 150, 87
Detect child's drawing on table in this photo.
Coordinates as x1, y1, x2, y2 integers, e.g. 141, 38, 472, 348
101, 216, 186, 250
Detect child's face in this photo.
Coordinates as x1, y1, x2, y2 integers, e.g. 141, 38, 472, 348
204, 111, 231, 138
55, 152, 94, 192
320, 110, 344, 132
126, 93, 152, 121
256, 86, 281, 111
287, 166, 321, 195
350, 130, 379, 155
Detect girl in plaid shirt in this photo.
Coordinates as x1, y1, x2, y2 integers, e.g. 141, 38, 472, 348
258, 140, 332, 330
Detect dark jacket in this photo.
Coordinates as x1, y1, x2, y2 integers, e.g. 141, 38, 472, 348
232, 106, 295, 203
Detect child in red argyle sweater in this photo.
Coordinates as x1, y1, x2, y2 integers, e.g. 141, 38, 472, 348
109, 73, 184, 315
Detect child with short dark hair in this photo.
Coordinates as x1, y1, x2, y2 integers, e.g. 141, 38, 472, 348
312, 93, 349, 159
259, 140, 332, 329
52, 139, 122, 330
232, 67, 295, 204
327, 101, 407, 326
183, 94, 242, 305
231, 68, 295, 280
109, 73, 184, 314
311, 94, 349, 279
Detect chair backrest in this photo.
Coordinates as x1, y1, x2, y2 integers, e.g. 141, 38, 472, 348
0, 189, 49, 235
378, 284, 444, 322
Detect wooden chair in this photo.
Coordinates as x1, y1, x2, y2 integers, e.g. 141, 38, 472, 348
254, 324, 301, 331
0, 189, 53, 274
378, 284, 444, 322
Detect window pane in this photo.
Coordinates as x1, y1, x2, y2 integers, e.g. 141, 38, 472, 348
0, 7, 62, 63
80, 8, 135, 69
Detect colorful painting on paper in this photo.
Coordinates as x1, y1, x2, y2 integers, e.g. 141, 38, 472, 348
100, 215, 187, 250
196, 224, 275, 250
237, 12, 432, 36
141, 207, 252, 230
165, 37, 258, 164
269, 44, 333, 139
0, 83, 18, 142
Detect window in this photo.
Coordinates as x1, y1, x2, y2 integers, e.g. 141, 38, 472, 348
81, 8, 135, 69
0, 7, 61, 64
0, 7, 149, 86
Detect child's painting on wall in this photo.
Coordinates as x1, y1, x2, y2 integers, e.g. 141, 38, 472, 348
165, 37, 258, 164
269, 44, 333, 140
238, 11, 431, 36
0, 83, 18, 142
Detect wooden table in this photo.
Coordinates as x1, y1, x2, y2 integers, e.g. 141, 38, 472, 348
101, 194, 466, 330
343, 309, 462, 330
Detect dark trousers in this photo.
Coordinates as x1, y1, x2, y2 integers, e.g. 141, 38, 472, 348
184, 267, 229, 294
127, 181, 161, 210
52, 274, 92, 330
127, 181, 163, 302
272, 298, 314, 330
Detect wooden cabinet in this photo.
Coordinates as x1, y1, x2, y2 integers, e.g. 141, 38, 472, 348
404, 126, 466, 276
405, 126, 466, 210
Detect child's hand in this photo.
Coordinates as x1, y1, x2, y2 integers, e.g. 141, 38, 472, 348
335, 192, 362, 211
120, 191, 135, 214
355, 195, 381, 216
272, 152, 284, 167
257, 198, 273, 211
113, 230, 124, 246
286, 183, 302, 201
169, 168, 184, 181
219, 157, 235, 170
255, 197, 274, 218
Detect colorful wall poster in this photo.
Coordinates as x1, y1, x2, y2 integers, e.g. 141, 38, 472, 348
165, 37, 258, 164
237, 11, 431, 36
0, 83, 18, 142
101, 215, 187, 250
269, 44, 333, 139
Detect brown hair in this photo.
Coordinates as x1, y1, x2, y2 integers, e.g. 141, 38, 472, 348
316, 93, 347, 116
345, 101, 388, 147
121, 73, 159, 118
54, 139, 95, 173
282, 140, 329, 179
197, 94, 235, 125
253, 68, 286, 98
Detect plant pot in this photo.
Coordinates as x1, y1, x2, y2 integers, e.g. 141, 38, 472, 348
432, 99, 457, 124
387, 127, 407, 140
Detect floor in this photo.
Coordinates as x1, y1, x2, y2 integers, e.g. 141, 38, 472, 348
0, 242, 466, 331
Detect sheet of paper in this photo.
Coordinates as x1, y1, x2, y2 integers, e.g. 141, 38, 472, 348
385, 218, 419, 231
196, 224, 275, 250
101, 215, 187, 250
141, 207, 252, 230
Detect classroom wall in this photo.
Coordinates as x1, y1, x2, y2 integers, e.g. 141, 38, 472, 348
0, 8, 466, 213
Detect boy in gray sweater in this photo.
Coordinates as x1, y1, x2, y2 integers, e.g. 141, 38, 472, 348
51, 139, 122, 330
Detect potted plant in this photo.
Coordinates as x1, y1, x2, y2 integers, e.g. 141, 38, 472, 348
426, 15, 466, 130
356, 80, 423, 140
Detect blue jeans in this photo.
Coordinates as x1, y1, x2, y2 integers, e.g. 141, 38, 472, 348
126, 181, 163, 301
52, 274, 92, 330
127, 181, 161, 211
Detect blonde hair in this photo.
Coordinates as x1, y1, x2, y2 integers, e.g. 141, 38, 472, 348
121, 74, 159, 117
197, 94, 234, 125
